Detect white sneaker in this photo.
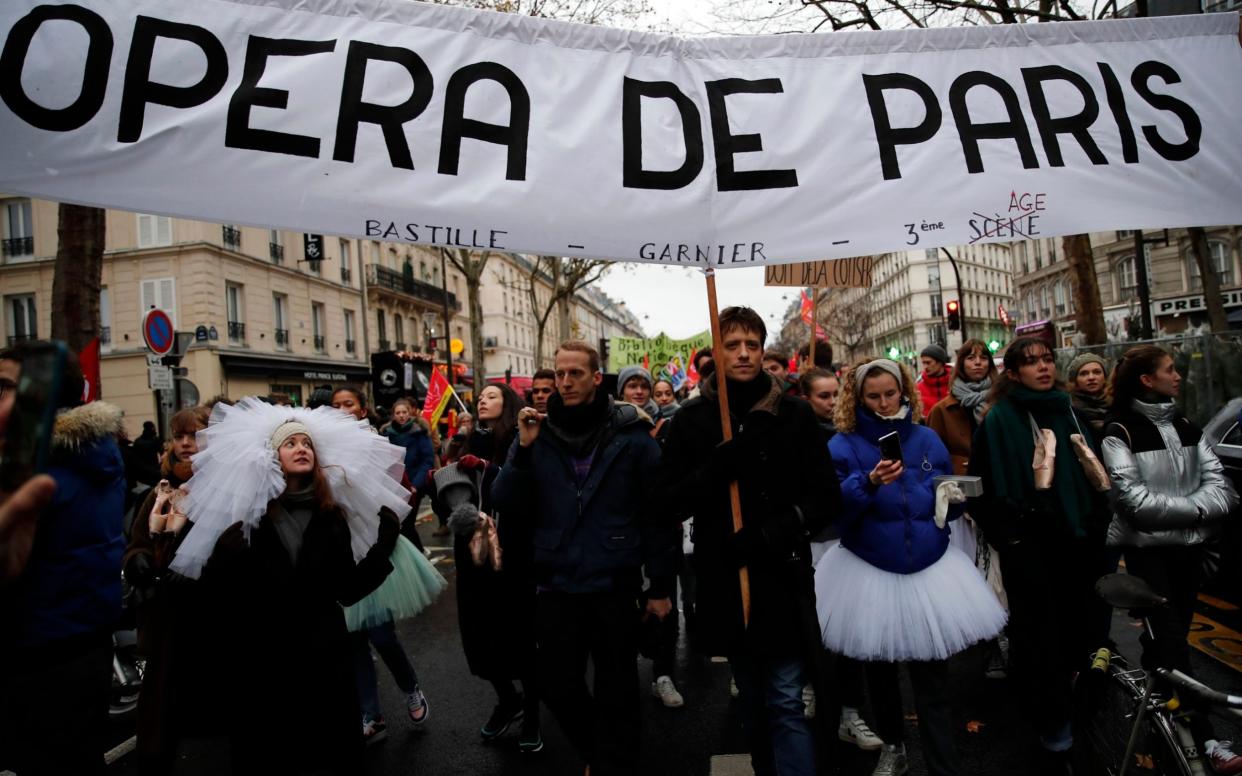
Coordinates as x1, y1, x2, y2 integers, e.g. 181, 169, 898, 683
651, 675, 684, 708
871, 744, 908, 776
839, 714, 885, 751
802, 685, 816, 719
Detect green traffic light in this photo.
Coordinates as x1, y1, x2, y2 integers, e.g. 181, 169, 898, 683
988, 340, 1001, 352
887, 346, 900, 359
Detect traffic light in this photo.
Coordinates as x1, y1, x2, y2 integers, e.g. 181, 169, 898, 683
887, 345, 901, 359
946, 300, 961, 331
988, 339, 1001, 353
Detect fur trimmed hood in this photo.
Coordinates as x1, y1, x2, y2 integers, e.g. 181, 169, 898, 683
52, 402, 125, 451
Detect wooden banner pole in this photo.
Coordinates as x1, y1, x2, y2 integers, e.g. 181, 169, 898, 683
704, 267, 751, 627
808, 287, 819, 372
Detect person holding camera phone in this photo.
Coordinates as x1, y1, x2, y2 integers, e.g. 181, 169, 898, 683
816, 358, 1006, 776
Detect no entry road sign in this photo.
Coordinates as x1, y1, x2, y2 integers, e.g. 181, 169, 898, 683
142, 309, 174, 355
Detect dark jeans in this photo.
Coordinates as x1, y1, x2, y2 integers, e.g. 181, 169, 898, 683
0, 637, 112, 776
868, 660, 961, 776
1124, 545, 1215, 743
536, 590, 640, 776
730, 652, 817, 776
1001, 538, 1107, 752
652, 606, 680, 679
352, 620, 420, 721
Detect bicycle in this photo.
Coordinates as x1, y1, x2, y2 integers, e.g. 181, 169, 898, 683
1074, 573, 1242, 776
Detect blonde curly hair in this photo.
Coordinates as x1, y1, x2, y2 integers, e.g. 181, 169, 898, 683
833, 358, 923, 433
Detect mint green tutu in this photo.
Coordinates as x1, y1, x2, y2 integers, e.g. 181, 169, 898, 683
344, 535, 447, 632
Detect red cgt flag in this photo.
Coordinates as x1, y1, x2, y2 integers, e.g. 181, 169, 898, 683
79, 337, 101, 403
422, 367, 454, 426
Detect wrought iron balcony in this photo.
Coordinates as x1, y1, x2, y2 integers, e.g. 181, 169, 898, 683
395, 341, 407, 351
366, 264, 459, 310
345, 339, 356, 354
100, 327, 111, 345
274, 328, 289, 348
313, 335, 325, 352
2, 236, 33, 257
6, 333, 35, 346
269, 242, 284, 263
222, 226, 242, 251
228, 321, 245, 342
379, 338, 391, 351
340, 266, 352, 284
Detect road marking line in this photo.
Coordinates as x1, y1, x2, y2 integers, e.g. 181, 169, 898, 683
1189, 613, 1242, 673
105, 736, 136, 765
1199, 593, 1240, 612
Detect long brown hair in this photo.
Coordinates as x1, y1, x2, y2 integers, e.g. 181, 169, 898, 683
952, 339, 997, 385
1108, 345, 1172, 411
275, 435, 338, 512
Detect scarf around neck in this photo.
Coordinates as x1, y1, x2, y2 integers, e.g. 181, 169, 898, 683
1071, 391, 1110, 426
951, 377, 992, 424
546, 389, 612, 456
270, 484, 317, 563
982, 386, 1096, 538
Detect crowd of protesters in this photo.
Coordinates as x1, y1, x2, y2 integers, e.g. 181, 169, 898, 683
0, 313, 1240, 776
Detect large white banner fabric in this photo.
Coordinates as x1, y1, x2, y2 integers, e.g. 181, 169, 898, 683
0, 0, 1239, 267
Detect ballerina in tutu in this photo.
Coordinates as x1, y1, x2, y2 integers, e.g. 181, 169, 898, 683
815, 359, 1007, 776
169, 398, 423, 775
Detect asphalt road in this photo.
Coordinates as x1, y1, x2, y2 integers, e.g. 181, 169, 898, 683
104, 513, 1242, 776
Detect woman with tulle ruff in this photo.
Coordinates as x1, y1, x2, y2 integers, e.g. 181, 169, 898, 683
815, 359, 1006, 776
169, 398, 422, 775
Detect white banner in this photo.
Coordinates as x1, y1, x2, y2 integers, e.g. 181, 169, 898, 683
0, 0, 1239, 267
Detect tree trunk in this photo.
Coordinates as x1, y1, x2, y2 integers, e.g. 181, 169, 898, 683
1063, 233, 1107, 345
467, 273, 486, 388
1188, 227, 1228, 332
51, 204, 105, 353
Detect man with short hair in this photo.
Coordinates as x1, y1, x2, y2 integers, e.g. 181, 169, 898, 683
917, 344, 952, 411
658, 308, 839, 776
493, 341, 677, 776
761, 351, 798, 396
529, 368, 556, 414
796, 341, 834, 373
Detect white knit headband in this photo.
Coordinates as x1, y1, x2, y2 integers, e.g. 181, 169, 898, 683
853, 359, 904, 395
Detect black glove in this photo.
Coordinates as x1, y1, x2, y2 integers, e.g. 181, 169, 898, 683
375, 508, 400, 556
210, 521, 248, 569
124, 552, 156, 587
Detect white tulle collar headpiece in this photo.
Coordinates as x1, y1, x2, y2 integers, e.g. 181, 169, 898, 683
169, 397, 411, 579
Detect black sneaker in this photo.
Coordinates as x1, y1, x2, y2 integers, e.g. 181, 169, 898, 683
362, 716, 388, 745
518, 716, 544, 754
480, 699, 524, 741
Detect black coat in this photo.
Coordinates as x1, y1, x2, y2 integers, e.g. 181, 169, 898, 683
656, 374, 841, 658
205, 504, 392, 776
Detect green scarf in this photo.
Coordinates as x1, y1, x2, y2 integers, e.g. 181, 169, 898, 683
982, 386, 1096, 538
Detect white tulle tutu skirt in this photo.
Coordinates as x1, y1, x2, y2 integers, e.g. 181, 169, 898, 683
344, 535, 447, 632
814, 543, 1007, 662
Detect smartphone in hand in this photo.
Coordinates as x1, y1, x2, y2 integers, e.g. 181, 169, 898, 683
878, 430, 903, 464
0, 341, 67, 491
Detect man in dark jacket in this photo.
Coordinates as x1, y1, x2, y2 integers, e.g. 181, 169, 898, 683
0, 344, 126, 776
493, 340, 677, 776
657, 308, 840, 776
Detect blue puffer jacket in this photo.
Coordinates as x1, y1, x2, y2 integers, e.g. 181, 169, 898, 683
1, 402, 126, 654
829, 406, 959, 574
384, 419, 435, 489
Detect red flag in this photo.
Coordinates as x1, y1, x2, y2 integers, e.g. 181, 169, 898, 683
79, 337, 101, 403
799, 290, 827, 339
642, 352, 649, 371
421, 368, 454, 426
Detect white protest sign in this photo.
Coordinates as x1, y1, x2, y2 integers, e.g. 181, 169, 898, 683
0, 0, 1239, 267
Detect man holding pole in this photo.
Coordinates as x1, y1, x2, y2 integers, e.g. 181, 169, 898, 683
657, 306, 840, 776
493, 340, 677, 776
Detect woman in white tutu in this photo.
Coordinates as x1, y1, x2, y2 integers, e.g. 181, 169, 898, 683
816, 359, 1006, 776
169, 398, 423, 775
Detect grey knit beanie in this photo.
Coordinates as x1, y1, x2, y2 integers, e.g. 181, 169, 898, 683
617, 365, 654, 398
1066, 353, 1107, 382
920, 344, 949, 364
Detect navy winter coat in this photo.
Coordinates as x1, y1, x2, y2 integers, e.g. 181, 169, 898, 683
1, 403, 126, 654
384, 420, 435, 489
492, 398, 678, 597
830, 407, 960, 574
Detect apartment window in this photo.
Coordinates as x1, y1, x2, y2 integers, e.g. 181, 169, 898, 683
371, 241, 381, 265
394, 316, 405, 350
222, 224, 242, 251
6, 294, 36, 345
2, 199, 33, 259
377, 310, 388, 350
140, 277, 177, 327
312, 303, 326, 353
339, 240, 352, 284
1117, 230, 1135, 240
269, 230, 284, 263
927, 266, 940, 290
137, 214, 172, 248
1186, 240, 1233, 291
1117, 255, 1138, 299
273, 293, 289, 349
1039, 286, 1051, 319
344, 310, 356, 355
226, 283, 245, 343
100, 287, 112, 350
1054, 282, 1067, 317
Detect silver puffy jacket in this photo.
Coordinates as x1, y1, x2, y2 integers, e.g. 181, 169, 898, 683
1102, 399, 1238, 548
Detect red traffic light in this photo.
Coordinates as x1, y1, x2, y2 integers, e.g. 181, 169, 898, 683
947, 300, 959, 312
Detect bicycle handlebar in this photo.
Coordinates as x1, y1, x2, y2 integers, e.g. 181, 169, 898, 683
1156, 669, 1242, 710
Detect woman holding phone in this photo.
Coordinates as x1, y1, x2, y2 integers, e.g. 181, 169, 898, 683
815, 358, 1006, 776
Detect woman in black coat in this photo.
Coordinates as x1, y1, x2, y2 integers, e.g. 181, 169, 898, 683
428, 383, 541, 752
205, 420, 397, 776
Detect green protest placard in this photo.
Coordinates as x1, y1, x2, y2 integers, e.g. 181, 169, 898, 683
610, 331, 712, 372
